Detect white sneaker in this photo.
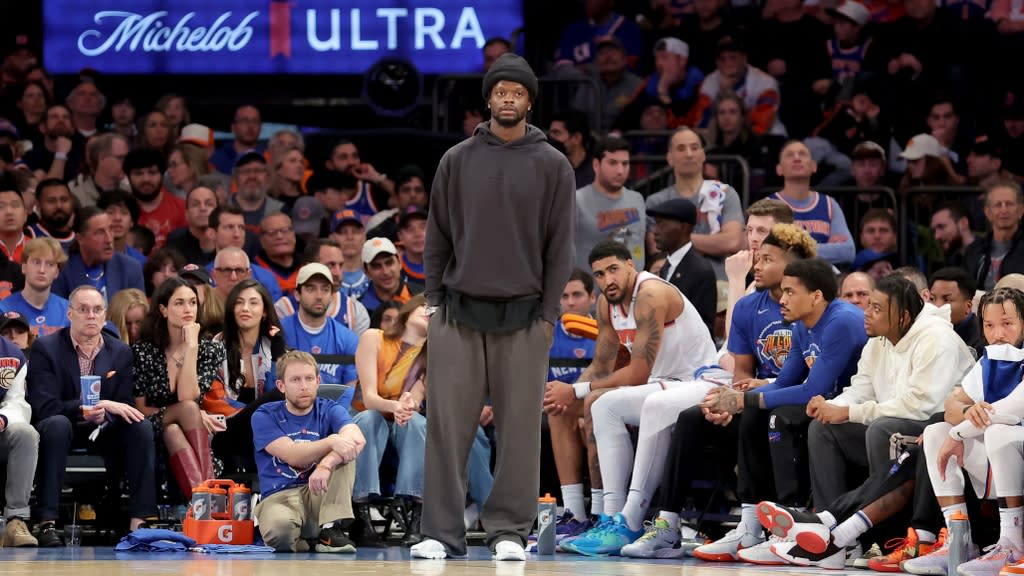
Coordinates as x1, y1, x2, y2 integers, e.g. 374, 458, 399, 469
411, 538, 449, 560
738, 535, 791, 565
620, 517, 683, 559
692, 528, 764, 562
957, 541, 1022, 576
770, 539, 849, 570
494, 540, 526, 561
902, 537, 981, 575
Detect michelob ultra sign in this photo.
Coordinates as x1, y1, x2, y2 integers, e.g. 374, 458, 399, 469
43, 0, 523, 74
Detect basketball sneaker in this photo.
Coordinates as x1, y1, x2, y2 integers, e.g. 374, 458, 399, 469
957, 541, 1022, 576
620, 517, 683, 559
693, 527, 765, 561
902, 532, 980, 575
568, 513, 643, 556
867, 527, 939, 572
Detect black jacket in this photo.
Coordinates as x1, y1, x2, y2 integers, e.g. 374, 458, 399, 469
964, 228, 1024, 290
665, 247, 718, 337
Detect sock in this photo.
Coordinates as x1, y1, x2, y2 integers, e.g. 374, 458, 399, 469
817, 511, 837, 529
1000, 506, 1024, 551
916, 529, 937, 544
591, 489, 604, 518
832, 511, 873, 548
740, 504, 761, 535
659, 511, 680, 530
620, 499, 645, 532
561, 484, 586, 521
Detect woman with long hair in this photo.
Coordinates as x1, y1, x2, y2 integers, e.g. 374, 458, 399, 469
165, 144, 203, 199
133, 276, 225, 498
136, 110, 172, 155
268, 145, 306, 214
15, 80, 48, 144
350, 294, 429, 547
155, 93, 190, 139
108, 288, 148, 345
203, 279, 287, 473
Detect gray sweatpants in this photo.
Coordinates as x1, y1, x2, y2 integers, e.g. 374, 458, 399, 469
421, 305, 549, 555
1, 422, 38, 519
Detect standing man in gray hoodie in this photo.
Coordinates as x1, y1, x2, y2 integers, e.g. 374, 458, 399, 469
413, 53, 576, 561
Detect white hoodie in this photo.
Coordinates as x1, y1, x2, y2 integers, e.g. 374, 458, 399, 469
831, 303, 976, 424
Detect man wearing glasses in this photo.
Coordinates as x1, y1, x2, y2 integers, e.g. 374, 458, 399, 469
229, 152, 282, 236
254, 213, 301, 296
206, 205, 283, 303
28, 285, 156, 545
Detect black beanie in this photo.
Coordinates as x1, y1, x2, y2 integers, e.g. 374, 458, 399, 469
482, 53, 539, 102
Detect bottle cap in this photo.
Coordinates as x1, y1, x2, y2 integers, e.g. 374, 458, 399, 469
538, 493, 557, 503
950, 511, 968, 521
192, 486, 210, 494
209, 487, 227, 495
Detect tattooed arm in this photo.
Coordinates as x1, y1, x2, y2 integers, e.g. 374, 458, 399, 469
590, 283, 669, 391
576, 299, 619, 384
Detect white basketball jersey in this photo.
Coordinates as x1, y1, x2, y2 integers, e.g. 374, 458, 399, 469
609, 271, 718, 381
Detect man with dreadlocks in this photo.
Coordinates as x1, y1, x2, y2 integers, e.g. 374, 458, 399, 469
806, 275, 976, 511
745, 275, 977, 569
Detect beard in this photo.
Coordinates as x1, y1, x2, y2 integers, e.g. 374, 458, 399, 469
492, 108, 526, 128
41, 210, 71, 231
133, 186, 160, 203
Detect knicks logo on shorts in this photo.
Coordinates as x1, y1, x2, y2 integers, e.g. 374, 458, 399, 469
768, 431, 781, 443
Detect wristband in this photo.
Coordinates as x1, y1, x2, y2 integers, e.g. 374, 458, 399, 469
54, 152, 68, 161
948, 427, 965, 441
573, 381, 591, 399
744, 391, 759, 411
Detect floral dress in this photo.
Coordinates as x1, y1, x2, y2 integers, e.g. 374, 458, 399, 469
132, 340, 226, 437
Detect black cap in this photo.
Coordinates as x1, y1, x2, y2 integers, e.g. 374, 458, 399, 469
178, 263, 212, 286
715, 35, 747, 55
482, 53, 539, 101
971, 136, 1002, 158
398, 205, 428, 229
234, 150, 267, 169
0, 311, 29, 332
646, 198, 697, 225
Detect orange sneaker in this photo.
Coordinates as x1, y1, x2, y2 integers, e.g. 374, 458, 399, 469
1000, 557, 1024, 575
866, 527, 941, 573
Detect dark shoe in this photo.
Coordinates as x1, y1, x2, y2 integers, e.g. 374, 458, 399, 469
317, 522, 356, 553
349, 504, 387, 548
401, 502, 423, 547
37, 523, 63, 547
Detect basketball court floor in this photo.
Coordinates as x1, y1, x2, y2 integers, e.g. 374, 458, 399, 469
0, 547, 869, 575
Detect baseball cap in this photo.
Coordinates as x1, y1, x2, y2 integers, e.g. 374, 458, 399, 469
851, 141, 886, 162
330, 209, 363, 233
296, 262, 334, 287
0, 118, 19, 140
398, 205, 428, 229
971, 135, 1002, 158
178, 263, 212, 286
362, 237, 398, 265
596, 36, 626, 53
899, 134, 944, 160
715, 35, 747, 55
646, 198, 697, 225
178, 123, 214, 148
291, 196, 325, 237
654, 37, 689, 59
828, 0, 870, 26
234, 149, 266, 169
852, 249, 898, 272
0, 311, 29, 333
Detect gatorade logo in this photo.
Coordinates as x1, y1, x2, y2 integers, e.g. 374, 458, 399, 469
217, 525, 234, 542
91, 381, 101, 395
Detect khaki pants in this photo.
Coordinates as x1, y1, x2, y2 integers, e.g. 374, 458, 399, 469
254, 461, 355, 552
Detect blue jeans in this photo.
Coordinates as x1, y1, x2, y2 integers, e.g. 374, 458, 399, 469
352, 410, 426, 499
467, 426, 494, 505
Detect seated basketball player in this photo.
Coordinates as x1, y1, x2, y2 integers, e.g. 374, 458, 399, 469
545, 240, 718, 556
618, 223, 817, 559
694, 258, 867, 562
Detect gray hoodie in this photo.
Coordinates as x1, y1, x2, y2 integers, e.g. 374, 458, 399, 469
425, 122, 576, 324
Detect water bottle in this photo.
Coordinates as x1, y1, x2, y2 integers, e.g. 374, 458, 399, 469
948, 511, 970, 573
537, 494, 557, 555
